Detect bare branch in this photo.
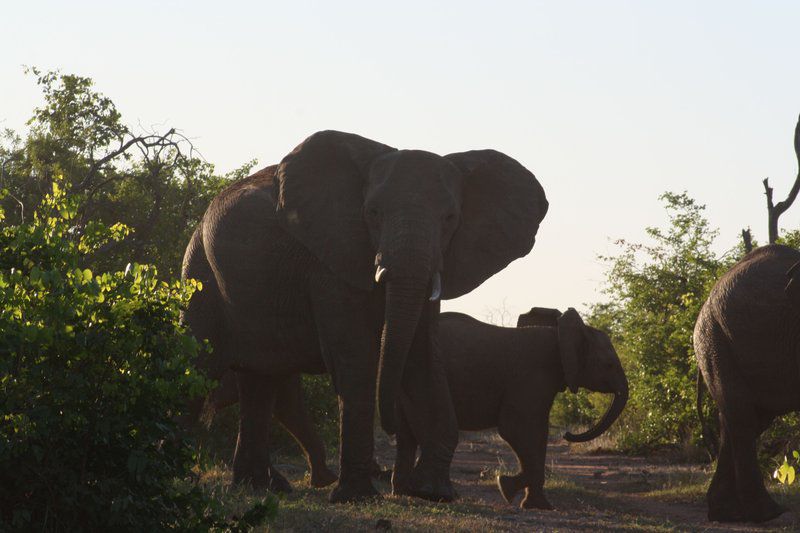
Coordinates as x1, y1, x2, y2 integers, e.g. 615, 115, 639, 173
74, 128, 187, 193
761, 115, 800, 244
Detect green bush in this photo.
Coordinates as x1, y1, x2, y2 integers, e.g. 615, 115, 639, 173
0, 68, 244, 279
585, 192, 735, 453
0, 181, 275, 531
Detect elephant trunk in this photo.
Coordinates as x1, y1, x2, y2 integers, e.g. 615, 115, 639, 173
377, 277, 427, 435
564, 381, 628, 443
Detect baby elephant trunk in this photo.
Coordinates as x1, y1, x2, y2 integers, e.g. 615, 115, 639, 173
563, 381, 628, 443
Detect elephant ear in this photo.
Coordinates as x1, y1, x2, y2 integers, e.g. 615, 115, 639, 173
442, 150, 548, 299
275, 131, 396, 291
557, 308, 587, 393
517, 307, 562, 327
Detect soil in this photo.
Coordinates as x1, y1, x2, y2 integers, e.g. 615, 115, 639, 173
366, 430, 800, 532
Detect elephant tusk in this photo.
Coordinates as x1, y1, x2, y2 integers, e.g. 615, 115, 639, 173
375, 265, 387, 284
429, 272, 442, 301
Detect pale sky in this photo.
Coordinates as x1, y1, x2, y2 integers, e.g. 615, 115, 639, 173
3, 1, 800, 321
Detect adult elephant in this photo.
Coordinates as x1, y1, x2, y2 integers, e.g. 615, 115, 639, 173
694, 244, 800, 523
183, 131, 548, 503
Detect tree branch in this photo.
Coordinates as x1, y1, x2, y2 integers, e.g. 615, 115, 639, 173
74, 127, 192, 193
762, 114, 800, 244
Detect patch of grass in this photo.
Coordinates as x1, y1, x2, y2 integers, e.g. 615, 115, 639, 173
195, 461, 698, 533
272, 492, 508, 532
640, 470, 709, 503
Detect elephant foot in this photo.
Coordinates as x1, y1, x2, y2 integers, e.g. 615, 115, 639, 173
267, 467, 293, 494
521, 490, 554, 510
406, 467, 456, 503
744, 495, 786, 523
497, 474, 524, 504
708, 491, 785, 523
707, 501, 744, 523
329, 477, 381, 503
310, 466, 338, 488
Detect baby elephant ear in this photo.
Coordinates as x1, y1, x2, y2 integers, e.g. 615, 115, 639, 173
275, 131, 395, 291
442, 150, 548, 299
557, 308, 586, 393
517, 307, 562, 327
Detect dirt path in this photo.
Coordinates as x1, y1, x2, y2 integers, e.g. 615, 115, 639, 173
367, 430, 800, 532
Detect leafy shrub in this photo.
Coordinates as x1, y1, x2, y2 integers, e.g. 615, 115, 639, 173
0, 180, 275, 531
0, 68, 244, 279
585, 192, 735, 453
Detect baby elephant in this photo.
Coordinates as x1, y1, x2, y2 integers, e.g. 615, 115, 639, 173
392, 308, 628, 509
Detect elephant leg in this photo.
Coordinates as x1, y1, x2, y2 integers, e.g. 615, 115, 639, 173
310, 285, 380, 503
399, 302, 458, 502
233, 372, 292, 492
273, 373, 337, 488
330, 389, 380, 502
711, 379, 784, 522
498, 405, 552, 510
706, 423, 742, 522
728, 412, 784, 522
392, 408, 418, 496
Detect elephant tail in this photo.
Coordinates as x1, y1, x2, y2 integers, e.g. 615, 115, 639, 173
696, 369, 719, 460
182, 224, 229, 425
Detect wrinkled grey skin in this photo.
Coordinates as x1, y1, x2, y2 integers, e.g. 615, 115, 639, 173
182, 131, 548, 503
695, 244, 800, 523
392, 308, 628, 510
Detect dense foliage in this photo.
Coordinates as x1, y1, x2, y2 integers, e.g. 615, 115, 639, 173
0, 68, 249, 278
551, 193, 733, 453
593, 192, 730, 452
556, 192, 800, 461
2, 69, 341, 462
0, 122, 276, 533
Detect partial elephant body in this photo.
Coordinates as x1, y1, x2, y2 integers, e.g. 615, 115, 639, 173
182, 131, 548, 503
694, 244, 800, 523
393, 309, 628, 510
185, 165, 377, 490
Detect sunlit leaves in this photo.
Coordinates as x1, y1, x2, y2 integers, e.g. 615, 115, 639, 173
0, 181, 274, 530
774, 452, 799, 485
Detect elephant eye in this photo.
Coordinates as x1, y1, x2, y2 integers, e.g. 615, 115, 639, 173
444, 213, 456, 223
366, 207, 380, 219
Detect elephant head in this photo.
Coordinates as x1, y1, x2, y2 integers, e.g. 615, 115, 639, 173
556, 308, 628, 443
275, 131, 548, 434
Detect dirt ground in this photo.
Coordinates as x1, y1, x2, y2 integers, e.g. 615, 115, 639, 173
401, 431, 798, 532
260, 430, 800, 532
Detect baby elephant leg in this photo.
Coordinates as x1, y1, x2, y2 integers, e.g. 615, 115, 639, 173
498, 409, 553, 510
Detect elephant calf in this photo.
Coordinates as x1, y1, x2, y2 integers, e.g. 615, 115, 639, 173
392, 308, 628, 509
